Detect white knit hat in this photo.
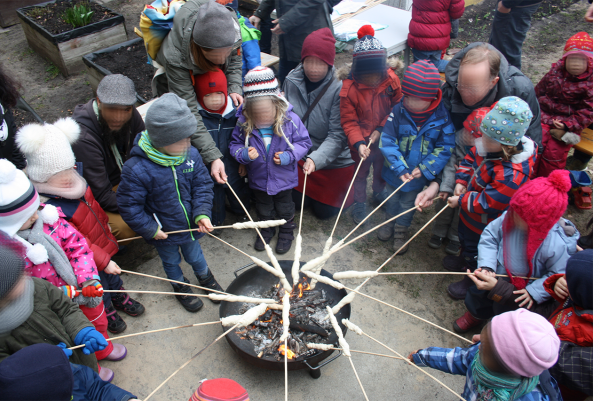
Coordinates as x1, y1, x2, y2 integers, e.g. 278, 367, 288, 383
0, 159, 40, 237
243, 66, 287, 103
16, 118, 81, 183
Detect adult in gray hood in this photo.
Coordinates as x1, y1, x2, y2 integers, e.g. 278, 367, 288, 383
155, 0, 243, 184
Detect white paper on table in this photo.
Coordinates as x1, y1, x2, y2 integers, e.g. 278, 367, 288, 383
333, 19, 388, 42
333, 0, 366, 15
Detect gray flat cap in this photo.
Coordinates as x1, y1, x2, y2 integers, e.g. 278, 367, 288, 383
97, 74, 137, 106
192, 1, 238, 49
145, 93, 196, 148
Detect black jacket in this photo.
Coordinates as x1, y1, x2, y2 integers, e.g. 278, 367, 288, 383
0, 103, 26, 169
71, 100, 145, 213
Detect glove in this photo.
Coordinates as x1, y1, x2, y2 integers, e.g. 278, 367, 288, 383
81, 281, 103, 298
57, 342, 73, 358
60, 285, 80, 299
74, 327, 108, 355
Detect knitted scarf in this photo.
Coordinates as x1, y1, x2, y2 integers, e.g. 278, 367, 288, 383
0, 276, 34, 336
138, 131, 186, 167
471, 351, 539, 401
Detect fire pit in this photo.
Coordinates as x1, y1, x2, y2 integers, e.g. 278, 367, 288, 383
220, 260, 350, 379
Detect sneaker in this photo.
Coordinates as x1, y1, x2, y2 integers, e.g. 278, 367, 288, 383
196, 270, 224, 303
105, 304, 127, 334
445, 240, 461, 256
442, 255, 467, 272
452, 311, 484, 333
352, 202, 367, 225
99, 367, 114, 382
111, 289, 145, 317
377, 217, 395, 241
428, 235, 443, 249
172, 277, 204, 313
104, 343, 127, 361
446, 276, 475, 300
373, 190, 389, 205
393, 225, 409, 255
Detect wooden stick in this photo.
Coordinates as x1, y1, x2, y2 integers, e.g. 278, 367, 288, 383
225, 180, 267, 248
284, 338, 288, 401
360, 331, 466, 401
120, 269, 229, 295
331, 348, 403, 360
103, 289, 210, 298
299, 169, 308, 234
376, 271, 539, 280
68, 321, 221, 350
144, 324, 238, 401
206, 232, 256, 260
349, 356, 370, 400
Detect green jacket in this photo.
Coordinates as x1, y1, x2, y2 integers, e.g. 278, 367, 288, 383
155, 0, 243, 163
0, 278, 97, 372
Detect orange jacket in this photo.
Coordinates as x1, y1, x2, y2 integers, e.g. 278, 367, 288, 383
340, 69, 402, 149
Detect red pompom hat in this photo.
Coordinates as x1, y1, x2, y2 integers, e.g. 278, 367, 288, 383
301, 27, 336, 67
189, 378, 249, 401
192, 69, 229, 114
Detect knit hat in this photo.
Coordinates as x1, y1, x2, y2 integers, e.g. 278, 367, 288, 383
401, 60, 440, 101
145, 93, 197, 148
351, 25, 387, 78
0, 343, 73, 401
563, 32, 593, 58
243, 66, 287, 103
96, 74, 137, 106
0, 232, 26, 303
509, 169, 571, 276
463, 106, 492, 136
193, 69, 228, 114
301, 27, 336, 67
565, 249, 593, 309
193, 1, 239, 49
189, 378, 249, 401
490, 309, 560, 377
480, 96, 533, 146
15, 117, 80, 183
0, 159, 40, 237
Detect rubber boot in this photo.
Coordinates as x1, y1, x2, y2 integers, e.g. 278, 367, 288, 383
195, 269, 224, 303
255, 215, 276, 251
377, 214, 395, 241
171, 277, 204, 312
453, 311, 484, 333
276, 218, 296, 254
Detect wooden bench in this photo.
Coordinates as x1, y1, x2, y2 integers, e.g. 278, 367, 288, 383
574, 127, 593, 156
260, 52, 279, 68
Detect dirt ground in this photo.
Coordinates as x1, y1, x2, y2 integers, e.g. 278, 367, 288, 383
0, 0, 593, 399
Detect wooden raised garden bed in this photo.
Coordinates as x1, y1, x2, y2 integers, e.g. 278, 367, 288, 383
16, 0, 127, 77
83, 37, 154, 106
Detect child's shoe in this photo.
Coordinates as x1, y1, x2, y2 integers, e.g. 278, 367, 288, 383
172, 277, 204, 312
428, 235, 443, 249
99, 367, 114, 382
111, 288, 145, 317
452, 311, 484, 333
393, 225, 409, 254
352, 202, 367, 225
104, 343, 127, 361
442, 255, 467, 272
373, 190, 389, 205
196, 269, 224, 302
446, 276, 475, 300
254, 223, 276, 251
445, 240, 461, 256
377, 215, 395, 241
105, 304, 127, 334
275, 219, 296, 254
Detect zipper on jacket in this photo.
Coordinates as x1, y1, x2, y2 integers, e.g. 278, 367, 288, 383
172, 166, 194, 240
82, 198, 119, 249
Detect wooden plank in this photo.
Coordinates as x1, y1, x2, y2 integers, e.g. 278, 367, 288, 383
574, 128, 593, 156
84, 64, 105, 95
261, 52, 279, 68
19, 19, 68, 75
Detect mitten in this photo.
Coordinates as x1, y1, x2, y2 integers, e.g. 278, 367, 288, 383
561, 132, 581, 145
60, 285, 80, 299
81, 281, 103, 297
74, 327, 108, 355
57, 342, 73, 358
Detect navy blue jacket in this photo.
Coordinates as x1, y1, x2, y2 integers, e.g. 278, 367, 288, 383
198, 97, 238, 164
71, 363, 135, 401
117, 133, 214, 246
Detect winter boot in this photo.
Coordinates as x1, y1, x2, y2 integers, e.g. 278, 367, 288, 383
446, 276, 476, 300
276, 218, 296, 254
105, 304, 127, 334
377, 214, 395, 241
445, 240, 461, 256
111, 288, 145, 317
104, 343, 127, 361
442, 254, 467, 272
352, 202, 367, 225
373, 189, 389, 205
172, 277, 204, 312
99, 367, 114, 382
393, 225, 409, 255
196, 269, 224, 303
428, 235, 443, 249
453, 311, 484, 333
254, 216, 276, 251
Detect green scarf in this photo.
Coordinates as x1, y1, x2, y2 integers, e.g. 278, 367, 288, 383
471, 351, 539, 401
139, 131, 186, 166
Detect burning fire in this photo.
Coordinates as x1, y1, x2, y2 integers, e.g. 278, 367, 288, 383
297, 281, 310, 298
278, 344, 295, 359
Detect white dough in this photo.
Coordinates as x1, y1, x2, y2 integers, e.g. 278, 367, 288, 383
291, 234, 302, 286
237, 303, 269, 327
208, 294, 277, 304
323, 236, 333, 253
310, 236, 334, 287
250, 256, 285, 278
266, 245, 293, 293
342, 319, 363, 336
330, 239, 344, 253
232, 219, 286, 229
303, 271, 345, 290
327, 306, 350, 357
280, 293, 290, 342
333, 271, 378, 280
300, 254, 330, 273
331, 291, 355, 314
307, 343, 334, 351
220, 314, 242, 327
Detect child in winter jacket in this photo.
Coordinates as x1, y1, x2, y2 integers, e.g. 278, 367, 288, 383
193, 69, 250, 227
238, 13, 261, 78
407, 0, 464, 72
454, 170, 579, 333
229, 67, 311, 254
0, 159, 126, 379
340, 25, 403, 225
444, 97, 537, 300
409, 309, 563, 401
378, 60, 455, 253
535, 32, 593, 178
0, 233, 110, 380
117, 93, 220, 314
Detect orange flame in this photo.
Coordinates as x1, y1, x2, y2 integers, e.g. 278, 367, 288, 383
278, 344, 295, 359
298, 283, 304, 298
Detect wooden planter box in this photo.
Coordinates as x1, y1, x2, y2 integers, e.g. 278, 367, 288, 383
16, 1, 127, 77
82, 37, 148, 106
0, 0, 50, 28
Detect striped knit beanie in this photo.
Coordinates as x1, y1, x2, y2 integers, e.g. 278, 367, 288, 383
351, 25, 387, 77
0, 159, 40, 237
0, 231, 26, 303
401, 60, 440, 101
243, 66, 284, 99
190, 378, 249, 401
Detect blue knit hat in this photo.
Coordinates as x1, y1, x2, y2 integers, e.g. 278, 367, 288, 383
566, 249, 593, 309
351, 25, 387, 78
479, 96, 533, 146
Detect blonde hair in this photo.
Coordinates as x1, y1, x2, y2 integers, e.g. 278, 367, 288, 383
242, 96, 289, 140
501, 144, 522, 161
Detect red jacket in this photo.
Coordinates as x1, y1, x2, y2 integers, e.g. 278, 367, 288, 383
340, 68, 403, 150
43, 187, 118, 271
535, 57, 593, 135
407, 0, 465, 52
544, 274, 593, 347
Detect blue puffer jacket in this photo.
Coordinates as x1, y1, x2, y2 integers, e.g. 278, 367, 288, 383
199, 96, 238, 162
117, 133, 214, 246
379, 96, 455, 191
71, 363, 135, 401
229, 103, 312, 195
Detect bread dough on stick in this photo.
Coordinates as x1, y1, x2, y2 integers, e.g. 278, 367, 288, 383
209, 294, 277, 304
327, 306, 350, 357
333, 271, 378, 280
232, 219, 286, 229
303, 271, 345, 290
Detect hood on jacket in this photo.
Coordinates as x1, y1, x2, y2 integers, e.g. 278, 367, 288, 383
557, 56, 593, 80
509, 136, 536, 164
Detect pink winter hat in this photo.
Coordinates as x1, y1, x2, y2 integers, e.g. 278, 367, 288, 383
490, 309, 560, 378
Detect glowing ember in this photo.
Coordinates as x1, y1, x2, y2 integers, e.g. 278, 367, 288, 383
297, 280, 310, 298
278, 344, 295, 359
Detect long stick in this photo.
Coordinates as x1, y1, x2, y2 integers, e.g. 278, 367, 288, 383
349, 356, 369, 400
68, 321, 221, 350
103, 289, 210, 298
120, 269, 229, 295
144, 325, 238, 401
360, 331, 466, 401
299, 169, 308, 234
284, 338, 288, 401
225, 180, 267, 248
376, 271, 539, 280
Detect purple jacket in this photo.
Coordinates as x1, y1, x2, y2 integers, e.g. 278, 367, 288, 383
229, 104, 311, 195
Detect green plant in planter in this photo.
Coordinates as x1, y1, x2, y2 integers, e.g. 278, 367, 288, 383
63, 3, 94, 28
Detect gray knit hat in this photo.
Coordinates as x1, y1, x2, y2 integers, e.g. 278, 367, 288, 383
145, 93, 197, 148
192, 1, 238, 49
0, 233, 25, 302
97, 74, 136, 106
